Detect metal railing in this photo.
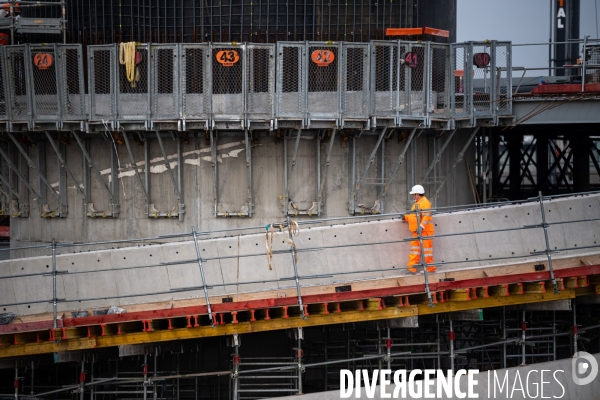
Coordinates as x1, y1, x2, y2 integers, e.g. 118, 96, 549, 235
0, 40, 515, 130
0, 191, 598, 326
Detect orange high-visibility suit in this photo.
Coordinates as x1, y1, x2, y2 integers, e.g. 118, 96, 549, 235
404, 196, 436, 273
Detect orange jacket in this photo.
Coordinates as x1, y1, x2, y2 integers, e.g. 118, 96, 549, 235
404, 196, 434, 234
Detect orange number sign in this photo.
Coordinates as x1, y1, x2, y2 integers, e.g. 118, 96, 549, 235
216, 50, 240, 67
404, 52, 419, 69
311, 50, 335, 66
33, 53, 54, 70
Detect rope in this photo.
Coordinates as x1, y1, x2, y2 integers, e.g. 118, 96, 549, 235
119, 42, 140, 88
265, 220, 299, 271
0, 312, 16, 325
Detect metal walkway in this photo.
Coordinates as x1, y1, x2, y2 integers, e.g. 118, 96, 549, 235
0, 40, 512, 132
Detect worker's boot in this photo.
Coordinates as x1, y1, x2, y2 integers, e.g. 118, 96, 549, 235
426, 267, 437, 273
407, 268, 418, 274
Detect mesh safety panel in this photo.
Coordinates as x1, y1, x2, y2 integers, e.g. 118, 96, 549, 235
430, 44, 450, 117
211, 44, 244, 120
472, 43, 494, 117
371, 41, 399, 118
275, 43, 305, 119
246, 44, 274, 121
342, 43, 369, 118
60, 45, 85, 120
5, 46, 30, 121
401, 43, 426, 117
29, 45, 59, 120
0, 47, 8, 120
307, 43, 339, 119
118, 44, 149, 120
151, 44, 178, 120
181, 44, 210, 119
88, 45, 116, 121
451, 43, 470, 118
495, 42, 511, 115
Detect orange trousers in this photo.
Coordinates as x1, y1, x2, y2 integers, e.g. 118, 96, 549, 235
407, 232, 436, 273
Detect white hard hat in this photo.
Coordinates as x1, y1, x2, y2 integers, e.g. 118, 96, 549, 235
409, 184, 425, 195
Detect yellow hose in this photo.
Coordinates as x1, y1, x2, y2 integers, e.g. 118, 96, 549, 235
119, 42, 140, 88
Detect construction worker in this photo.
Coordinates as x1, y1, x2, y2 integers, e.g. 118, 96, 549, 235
403, 185, 436, 274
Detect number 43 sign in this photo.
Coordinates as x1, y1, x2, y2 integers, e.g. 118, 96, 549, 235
216, 50, 240, 67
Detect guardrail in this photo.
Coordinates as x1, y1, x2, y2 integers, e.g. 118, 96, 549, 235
0, 40, 513, 130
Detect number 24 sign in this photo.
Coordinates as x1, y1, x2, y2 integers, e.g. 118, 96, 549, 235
216, 50, 240, 67
33, 53, 54, 70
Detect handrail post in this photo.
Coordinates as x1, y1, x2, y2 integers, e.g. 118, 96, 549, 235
414, 205, 434, 307
287, 215, 306, 319
52, 238, 57, 329
191, 227, 214, 326
538, 192, 559, 294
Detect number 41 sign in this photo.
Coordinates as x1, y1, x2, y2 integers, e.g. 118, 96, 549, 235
403, 52, 420, 69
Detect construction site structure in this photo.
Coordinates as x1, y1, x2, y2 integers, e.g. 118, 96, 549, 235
0, 191, 599, 399
0, 1, 599, 399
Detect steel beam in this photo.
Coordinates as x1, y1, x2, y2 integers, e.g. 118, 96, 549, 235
349, 127, 387, 214
432, 127, 480, 201
0, 144, 40, 200
381, 128, 418, 212
44, 132, 86, 200
121, 132, 148, 199
72, 132, 113, 200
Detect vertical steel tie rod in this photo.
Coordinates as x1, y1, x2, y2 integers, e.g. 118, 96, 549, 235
155, 131, 181, 201
52, 238, 58, 329
287, 215, 306, 319
191, 227, 214, 326
72, 131, 113, 200
121, 131, 148, 199
44, 131, 86, 199
538, 192, 559, 294
79, 360, 85, 400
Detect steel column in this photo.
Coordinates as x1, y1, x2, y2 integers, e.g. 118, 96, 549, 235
44, 132, 86, 199
432, 127, 480, 201
349, 128, 387, 213
317, 129, 337, 215
122, 132, 148, 199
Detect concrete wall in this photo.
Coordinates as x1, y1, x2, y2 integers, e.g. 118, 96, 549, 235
6, 129, 477, 256
271, 353, 600, 400
0, 192, 597, 317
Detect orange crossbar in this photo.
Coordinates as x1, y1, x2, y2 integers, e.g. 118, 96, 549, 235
423, 27, 450, 38
386, 27, 450, 38
385, 27, 423, 36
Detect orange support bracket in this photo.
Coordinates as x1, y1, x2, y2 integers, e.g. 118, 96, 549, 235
385, 27, 423, 36
423, 27, 450, 38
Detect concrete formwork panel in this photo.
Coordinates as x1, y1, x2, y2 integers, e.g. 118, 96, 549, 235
290, 228, 331, 287
161, 241, 205, 300
1, 193, 599, 316
434, 212, 478, 271
60, 250, 119, 311
0, 261, 17, 315
320, 223, 386, 282
9, 256, 67, 315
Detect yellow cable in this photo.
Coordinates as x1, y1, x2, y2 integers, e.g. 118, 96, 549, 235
119, 42, 139, 88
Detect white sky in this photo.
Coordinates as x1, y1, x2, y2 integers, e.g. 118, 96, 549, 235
458, 0, 600, 73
